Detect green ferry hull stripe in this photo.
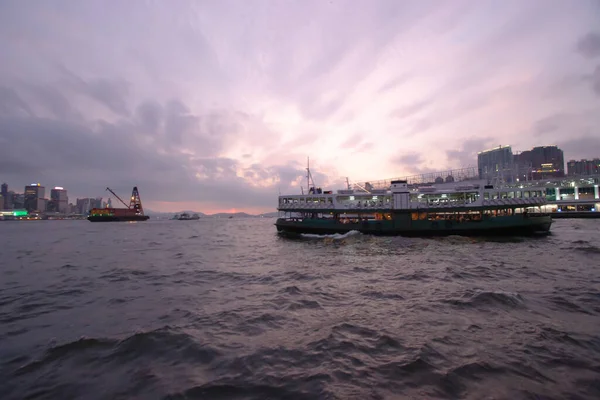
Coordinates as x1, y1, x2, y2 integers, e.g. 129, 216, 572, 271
275, 214, 552, 236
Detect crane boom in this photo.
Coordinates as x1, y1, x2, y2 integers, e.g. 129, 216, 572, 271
105, 187, 129, 208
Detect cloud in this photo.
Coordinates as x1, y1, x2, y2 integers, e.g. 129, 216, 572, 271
389, 152, 438, 176
533, 114, 568, 136
0, 93, 312, 212
1, 1, 599, 211
557, 136, 600, 161
389, 99, 430, 120
530, 109, 600, 144
446, 138, 493, 167
22, 84, 82, 121
576, 32, 600, 59
60, 67, 131, 117
378, 73, 412, 93
339, 133, 374, 154
0, 87, 33, 117
593, 65, 600, 95
393, 152, 423, 165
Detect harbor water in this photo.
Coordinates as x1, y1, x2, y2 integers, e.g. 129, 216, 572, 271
1, 218, 599, 399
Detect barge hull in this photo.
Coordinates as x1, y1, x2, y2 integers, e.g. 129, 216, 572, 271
88, 215, 150, 222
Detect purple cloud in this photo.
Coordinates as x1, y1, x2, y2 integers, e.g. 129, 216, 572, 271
0, 0, 598, 212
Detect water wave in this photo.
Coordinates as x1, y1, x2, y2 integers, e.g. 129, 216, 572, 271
1, 218, 599, 399
300, 230, 362, 240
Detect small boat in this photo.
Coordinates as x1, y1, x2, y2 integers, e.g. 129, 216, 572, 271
88, 187, 150, 222
178, 213, 200, 220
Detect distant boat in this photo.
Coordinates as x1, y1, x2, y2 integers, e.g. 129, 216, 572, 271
178, 213, 200, 220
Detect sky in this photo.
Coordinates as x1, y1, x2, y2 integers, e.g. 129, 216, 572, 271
0, 0, 599, 213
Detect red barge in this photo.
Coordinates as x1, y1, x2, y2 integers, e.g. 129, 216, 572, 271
88, 186, 150, 222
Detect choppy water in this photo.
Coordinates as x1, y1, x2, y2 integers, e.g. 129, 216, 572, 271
1, 218, 599, 399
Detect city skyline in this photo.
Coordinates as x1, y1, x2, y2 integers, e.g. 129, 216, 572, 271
2, 146, 598, 215
1, 1, 599, 213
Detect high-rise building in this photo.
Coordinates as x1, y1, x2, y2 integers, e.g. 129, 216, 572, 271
76, 198, 91, 214
515, 145, 564, 180
12, 193, 24, 209
24, 183, 45, 212
76, 197, 102, 214
477, 145, 515, 183
567, 158, 600, 176
49, 187, 68, 213
3, 191, 15, 210
1, 183, 7, 209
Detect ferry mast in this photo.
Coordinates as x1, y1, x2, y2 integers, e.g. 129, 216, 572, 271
306, 157, 316, 193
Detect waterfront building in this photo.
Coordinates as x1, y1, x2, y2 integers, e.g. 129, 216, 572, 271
515, 146, 565, 180
567, 158, 600, 176
24, 183, 46, 212
76, 197, 102, 215
1, 183, 7, 209
477, 145, 515, 183
49, 187, 68, 213
12, 193, 24, 209
505, 174, 600, 215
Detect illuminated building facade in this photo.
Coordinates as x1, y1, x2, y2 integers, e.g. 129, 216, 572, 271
567, 158, 600, 176
24, 184, 46, 212
515, 145, 565, 180
48, 187, 68, 213
477, 145, 515, 183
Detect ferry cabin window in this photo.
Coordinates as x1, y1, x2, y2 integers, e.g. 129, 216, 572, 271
579, 187, 595, 199
516, 191, 522, 198
484, 192, 490, 200
508, 191, 515, 199
411, 212, 428, 221
523, 191, 530, 198
466, 192, 479, 203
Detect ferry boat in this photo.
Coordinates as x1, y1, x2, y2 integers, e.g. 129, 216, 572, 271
275, 168, 552, 236
88, 186, 150, 222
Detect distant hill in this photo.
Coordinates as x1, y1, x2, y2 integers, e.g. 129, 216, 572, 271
209, 212, 254, 218
258, 211, 278, 217
145, 210, 278, 218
